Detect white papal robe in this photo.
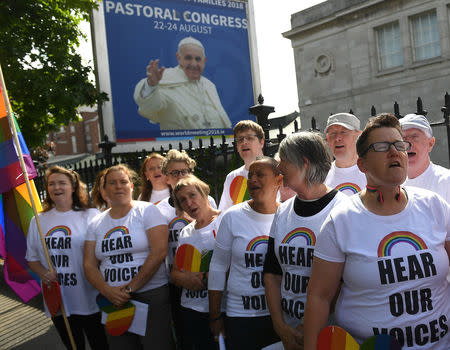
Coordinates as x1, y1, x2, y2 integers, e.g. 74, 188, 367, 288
134, 66, 232, 130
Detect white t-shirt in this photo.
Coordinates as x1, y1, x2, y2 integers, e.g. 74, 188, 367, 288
315, 187, 450, 349
218, 166, 281, 212
177, 216, 223, 313
150, 188, 170, 204
404, 162, 450, 203
158, 197, 192, 272
26, 208, 100, 316
85, 201, 168, 293
137, 187, 170, 204
158, 196, 217, 271
218, 166, 249, 212
210, 201, 275, 317
324, 162, 367, 196
270, 192, 346, 327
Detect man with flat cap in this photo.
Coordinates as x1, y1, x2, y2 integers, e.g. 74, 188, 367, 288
400, 113, 450, 203
134, 36, 232, 130
324, 113, 367, 196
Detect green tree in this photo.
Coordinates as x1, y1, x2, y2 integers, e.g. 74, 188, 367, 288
0, 0, 107, 147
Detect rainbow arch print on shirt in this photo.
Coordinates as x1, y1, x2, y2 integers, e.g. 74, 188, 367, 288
377, 231, 428, 257
335, 182, 361, 194
103, 226, 129, 239
169, 217, 190, 229
282, 227, 316, 246
246, 235, 269, 251
45, 225, 71, 237
229, 175, 250, 204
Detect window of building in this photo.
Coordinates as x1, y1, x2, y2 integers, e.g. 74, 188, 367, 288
411, 11, 440, 61
375, 22, 403, 70
71, 135, 77, 154
70, 125, 75, 133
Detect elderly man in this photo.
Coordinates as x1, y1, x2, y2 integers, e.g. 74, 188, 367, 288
324, 113, 366, 196
134, 36, 232, 130
400, 113, 450, 203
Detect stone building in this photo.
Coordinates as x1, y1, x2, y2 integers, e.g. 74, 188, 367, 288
283, 0, 450, 166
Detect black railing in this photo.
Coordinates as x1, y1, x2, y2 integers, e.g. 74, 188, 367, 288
35, 93, 450, 203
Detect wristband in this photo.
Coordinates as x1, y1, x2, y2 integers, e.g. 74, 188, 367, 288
210, 314, 222, 322
125, 285, 132, 293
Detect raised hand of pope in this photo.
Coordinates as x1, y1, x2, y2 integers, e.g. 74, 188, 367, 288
146, 59, 165, 86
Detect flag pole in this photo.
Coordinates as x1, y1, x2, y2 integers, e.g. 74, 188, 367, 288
0, 64, 77, 350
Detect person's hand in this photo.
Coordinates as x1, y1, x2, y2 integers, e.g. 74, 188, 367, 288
104, 285, 131, 309
42, 270, 57, 285
146, 59, 165, 86
210, 315, 225, 341
278, 322, 304, 350
183, 271, 205, 291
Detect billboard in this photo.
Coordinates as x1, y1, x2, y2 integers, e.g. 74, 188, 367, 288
93, 0, 257, 142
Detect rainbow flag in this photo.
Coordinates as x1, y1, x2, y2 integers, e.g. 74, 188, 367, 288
0, 82, 41, 302
0, 177, 42, 302
0, 85, 37, 193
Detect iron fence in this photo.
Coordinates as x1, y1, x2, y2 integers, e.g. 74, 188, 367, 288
35, 93, 450, 204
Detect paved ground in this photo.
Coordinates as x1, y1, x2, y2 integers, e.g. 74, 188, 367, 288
0, 260, 65, 350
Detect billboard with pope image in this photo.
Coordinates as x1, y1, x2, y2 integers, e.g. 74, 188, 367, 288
92, 0, 257, 142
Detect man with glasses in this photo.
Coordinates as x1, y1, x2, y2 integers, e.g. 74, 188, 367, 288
324, 113, 367, 196
218, 120, 264, 211
400, 113, 449, 203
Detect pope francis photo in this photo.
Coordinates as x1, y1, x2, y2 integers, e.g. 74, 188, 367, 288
134, 36, 232, 130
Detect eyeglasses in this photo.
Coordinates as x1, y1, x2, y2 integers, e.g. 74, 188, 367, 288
235, 134, 259, 144
361, 141, 411, 156
168, 169, 191, 177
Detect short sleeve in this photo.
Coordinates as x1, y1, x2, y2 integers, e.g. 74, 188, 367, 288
218, 174, 233, 212
85, 218, 98, 241
142, 203, 167, 230
25, 217, 42, 262
213, 211, 233, 250
209, 214, 233, 290
314, 214, 345, 263
208, 195, 217, 209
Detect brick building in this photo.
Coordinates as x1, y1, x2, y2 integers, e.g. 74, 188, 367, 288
47, 106, 101, 156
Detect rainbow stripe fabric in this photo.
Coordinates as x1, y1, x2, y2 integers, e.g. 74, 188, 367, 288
0, 85, 41, 302
0, 86, 37, 193
0, 181, 42, 302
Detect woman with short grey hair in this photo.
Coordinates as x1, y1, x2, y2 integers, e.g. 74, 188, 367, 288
263, 131, 347, 349
277, 131, 332, 187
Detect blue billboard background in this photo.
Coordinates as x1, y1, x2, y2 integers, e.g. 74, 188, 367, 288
103, 0, 254, 141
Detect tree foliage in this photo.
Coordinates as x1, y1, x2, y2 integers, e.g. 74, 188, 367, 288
0, 0, 108, 147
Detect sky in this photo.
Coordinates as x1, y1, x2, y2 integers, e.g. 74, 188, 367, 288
79, 0, 326, 119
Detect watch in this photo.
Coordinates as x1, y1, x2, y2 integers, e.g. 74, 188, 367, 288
125, 286, 132, 293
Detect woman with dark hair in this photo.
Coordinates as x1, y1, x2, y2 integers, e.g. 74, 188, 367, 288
208, 157, 282, 349
84, 164, 174, 349
26, 165, 108, 350
91, 169, 110, 211
263, 132, 346, 350
170, 175, 222, 349
138, 153, 170, 204
304, 114, 449, 349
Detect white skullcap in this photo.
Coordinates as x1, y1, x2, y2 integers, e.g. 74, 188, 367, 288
400, 114, 433, 138
178, 37, 205, 53
325, 113, 360, 132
